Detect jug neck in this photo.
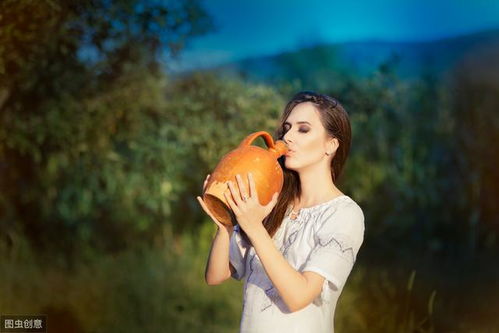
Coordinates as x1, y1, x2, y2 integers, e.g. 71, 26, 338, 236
269, 140, 288, 158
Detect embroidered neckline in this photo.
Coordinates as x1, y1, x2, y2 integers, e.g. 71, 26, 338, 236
287, 195, 350, 219
289, 208, 300, 220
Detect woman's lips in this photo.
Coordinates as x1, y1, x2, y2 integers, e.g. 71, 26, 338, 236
285, 150, 294, 157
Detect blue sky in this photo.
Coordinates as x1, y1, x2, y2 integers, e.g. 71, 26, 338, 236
169, 0, 499, 71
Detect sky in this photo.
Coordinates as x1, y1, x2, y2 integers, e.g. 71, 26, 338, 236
169, 0, 499, 71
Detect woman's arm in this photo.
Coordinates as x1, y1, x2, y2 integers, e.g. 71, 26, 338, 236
197, 174, 236, 286
224, 174, 325, 312
204, 226, 235, 285
247, 226, 325, 312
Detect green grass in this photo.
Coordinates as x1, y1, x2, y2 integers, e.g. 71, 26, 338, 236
1, 223, 497, 332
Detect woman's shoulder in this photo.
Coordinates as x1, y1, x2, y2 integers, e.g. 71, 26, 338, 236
318, 195, 363, 217
336, 195, 364, 217
315, 195, 365, 231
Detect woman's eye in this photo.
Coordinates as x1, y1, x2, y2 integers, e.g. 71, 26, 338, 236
282, 125, 308, 134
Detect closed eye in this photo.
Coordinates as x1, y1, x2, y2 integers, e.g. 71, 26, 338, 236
283, 124, 310, 133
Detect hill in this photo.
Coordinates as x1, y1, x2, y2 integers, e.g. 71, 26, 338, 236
179, 29, 499, 87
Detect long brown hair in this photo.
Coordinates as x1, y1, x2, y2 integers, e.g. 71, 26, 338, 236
260, 91, 352, 240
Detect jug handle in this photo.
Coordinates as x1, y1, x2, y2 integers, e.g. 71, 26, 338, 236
239, 131, 275, 149
239, 131, 288, 156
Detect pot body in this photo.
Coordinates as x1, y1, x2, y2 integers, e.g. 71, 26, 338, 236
203, 131, 288, 226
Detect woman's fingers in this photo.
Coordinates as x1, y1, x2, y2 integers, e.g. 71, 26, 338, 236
202, 174, 211, 192
248, 173, 259, 202
227, 181, 242, 206
224, 185, 241, 216
264, 192, 279, 215
235, 174, 249, 202
197, 196, 222, 226
197, 196, 214, 219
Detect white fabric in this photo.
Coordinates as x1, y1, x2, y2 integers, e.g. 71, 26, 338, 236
229, 195, 365, 333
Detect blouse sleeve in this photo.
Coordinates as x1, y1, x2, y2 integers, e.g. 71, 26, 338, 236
301, 201, 365, 291
229, 224, 251, 280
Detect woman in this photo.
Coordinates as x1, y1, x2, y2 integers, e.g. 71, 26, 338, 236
197, 91, 365, 333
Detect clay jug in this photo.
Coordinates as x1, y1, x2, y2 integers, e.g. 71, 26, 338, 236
203, 131, 288, 226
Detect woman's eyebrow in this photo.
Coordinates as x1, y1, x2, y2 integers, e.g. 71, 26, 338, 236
284, 121, 311, 125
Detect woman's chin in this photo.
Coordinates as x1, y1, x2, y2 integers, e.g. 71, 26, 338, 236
284, 161, 297, 170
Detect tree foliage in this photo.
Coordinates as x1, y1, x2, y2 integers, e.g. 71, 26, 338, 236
0, 0, 497, 263
0, 0, 214, 255
1, 3, 498, 331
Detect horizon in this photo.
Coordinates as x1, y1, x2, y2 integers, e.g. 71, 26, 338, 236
168, 0, 499, 72
168, 26, 499, 73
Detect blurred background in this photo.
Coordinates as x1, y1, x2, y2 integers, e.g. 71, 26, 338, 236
1, 0, 498, 332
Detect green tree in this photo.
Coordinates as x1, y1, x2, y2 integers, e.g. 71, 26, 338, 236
0, 0, 213, 257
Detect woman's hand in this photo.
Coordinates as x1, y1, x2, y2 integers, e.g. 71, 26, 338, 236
197, 174, 233, 234
225, 173, 279, 237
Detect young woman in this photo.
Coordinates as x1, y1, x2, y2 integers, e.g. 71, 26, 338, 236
197, 91, 365, 333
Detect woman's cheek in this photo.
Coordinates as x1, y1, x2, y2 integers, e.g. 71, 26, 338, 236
284, 156, 296, 169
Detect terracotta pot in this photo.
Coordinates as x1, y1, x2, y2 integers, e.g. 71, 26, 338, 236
203, 131, 288, 226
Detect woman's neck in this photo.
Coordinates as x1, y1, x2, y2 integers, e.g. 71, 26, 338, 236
293, 164, 343, 209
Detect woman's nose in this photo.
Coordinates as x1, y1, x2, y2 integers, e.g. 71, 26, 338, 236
283, 131, 293, 144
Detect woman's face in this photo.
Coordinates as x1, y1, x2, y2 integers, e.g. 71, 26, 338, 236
282, 102, 336, 171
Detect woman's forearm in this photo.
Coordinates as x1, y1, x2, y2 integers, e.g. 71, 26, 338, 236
247, 225, 321, 312
204, 227, 233, 285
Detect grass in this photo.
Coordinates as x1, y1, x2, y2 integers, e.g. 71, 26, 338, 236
1, 222, 497, 332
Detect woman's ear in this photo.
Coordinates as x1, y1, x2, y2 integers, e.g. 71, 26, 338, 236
327, 137, 339, 156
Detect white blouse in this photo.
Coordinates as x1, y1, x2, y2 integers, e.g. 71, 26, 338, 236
229, 195, 365, 333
